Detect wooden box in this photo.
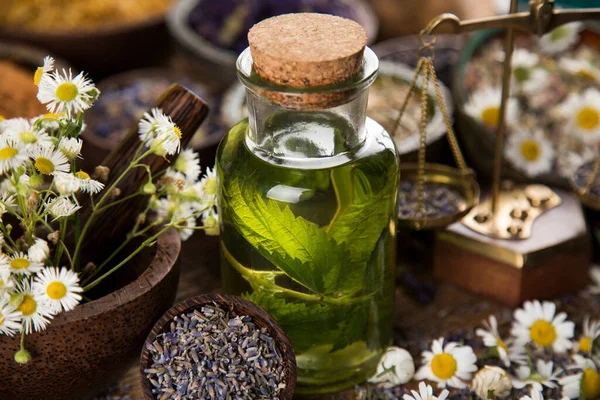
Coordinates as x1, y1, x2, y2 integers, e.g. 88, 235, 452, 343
434, 190, 591, 307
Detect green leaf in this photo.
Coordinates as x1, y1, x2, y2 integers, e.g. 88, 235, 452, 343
223, 177, 347, 294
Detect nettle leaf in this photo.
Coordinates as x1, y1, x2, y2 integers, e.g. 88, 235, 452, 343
328, 169, 396, 264
224, 177, 346, 295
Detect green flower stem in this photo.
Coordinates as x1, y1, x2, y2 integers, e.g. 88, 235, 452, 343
82, 225, 171, 293
222, 244, 374, 306
72, 145, 152, 267
95, 192, 142, 214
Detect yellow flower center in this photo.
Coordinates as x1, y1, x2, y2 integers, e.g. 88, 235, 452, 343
46, 281, 67, 300
75, 171, 90, 180
173, 126, 182, 139
520, 140, 541, 161
0, 147, 18, 161
17, 295, 37, 316
497, 337, 509, 353
0, 279, 4, 287
43, 112, 61, 119
35, 157, 55, 175
582, 368, 600, 400
204, 177, 217, 196
577, 69, 597, 80
10, 258, 30, 270
0, 115, 4, 122
579, 337, 593, 353
577, 107, 600, 131
481, 107, 500, 128
19, 131, 38, 144
34, 67, 43, 86
56, 82, 78, 102
0, 312, 3, 326
431, 353, 458, 380
530, 320, 557, 347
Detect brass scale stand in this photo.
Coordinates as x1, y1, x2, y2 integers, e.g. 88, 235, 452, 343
397, 0, 600, 238
394, 0, 600, 304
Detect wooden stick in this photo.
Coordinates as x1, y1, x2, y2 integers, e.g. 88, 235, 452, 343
74, 84, 209, 259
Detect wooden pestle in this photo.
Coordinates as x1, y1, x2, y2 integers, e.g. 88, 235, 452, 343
74, 84, 209, 260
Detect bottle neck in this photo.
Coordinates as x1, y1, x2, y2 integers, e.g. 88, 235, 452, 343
245, 88, 369, 159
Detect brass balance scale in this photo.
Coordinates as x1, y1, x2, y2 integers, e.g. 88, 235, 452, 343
395, 0, 600, 305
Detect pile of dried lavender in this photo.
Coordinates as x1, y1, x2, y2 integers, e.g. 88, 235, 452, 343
144, 303, 287, 400
398, 181, 464, 219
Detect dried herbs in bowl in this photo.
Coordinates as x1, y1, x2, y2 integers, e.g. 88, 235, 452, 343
140, 293, 296, 400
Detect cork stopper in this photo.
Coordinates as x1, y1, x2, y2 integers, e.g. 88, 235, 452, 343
248, 13, 368, 87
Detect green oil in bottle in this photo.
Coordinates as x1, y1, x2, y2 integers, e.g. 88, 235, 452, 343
217, 111, 399, 393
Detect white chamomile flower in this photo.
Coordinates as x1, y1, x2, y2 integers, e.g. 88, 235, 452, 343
174, 204, 197, 241
14, 281, 53, 334
508, 48, 549, 94
415, 337, 478, 389
512, 300, 574, 352
573, 317, 600, 355
197, 167, 218, 205
4, 253, 43, 276
30, 146, 70, 176
58, 137, 83, 160
559, 89, 600, 145
53, 172, 80, 196
2, 117, 52, 150
591, 265, 600, 294
138, 107, 169, 142
46, 196, 81, 220
173, 149, 201, 182
0, 300, 21, 336
28, 238, 50, 263
202, 208, 220, 237
476, 315, 526, 367
505, 130, 554, 177
0, 136, 28, 175
559, 354, 600, 400
74, 171, 104, 194
37, 69, 98, 116
559, 58, 600, 82
464, 87, 519, 130
33, 267, 82, 313
154, 119, 182, 156
34, 56, 55, 86
0, 194, 16, 218
0, 269, 14, 294
512, 359, 562, 391
402, 381, 449, 400
369, 347, 415, 388
538, 22, 583, 55
33, 112, 62, 131
471, 365, 512, 400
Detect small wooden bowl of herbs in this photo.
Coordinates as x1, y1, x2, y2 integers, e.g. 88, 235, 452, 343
140, 293, 297, 399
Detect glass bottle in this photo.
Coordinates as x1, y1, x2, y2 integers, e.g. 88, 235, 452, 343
216, 20, 399, 394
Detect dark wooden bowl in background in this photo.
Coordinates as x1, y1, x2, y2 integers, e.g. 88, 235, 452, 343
0, 228, 181, 400
0, 15, 170, 77
140, 293, 297, 400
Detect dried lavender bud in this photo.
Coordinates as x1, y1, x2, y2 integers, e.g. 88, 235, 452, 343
144, 302, 286, 400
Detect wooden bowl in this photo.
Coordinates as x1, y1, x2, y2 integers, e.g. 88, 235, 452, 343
140, 293, 297, 399
0, 15, 170, 76
168, 0, 379, 69
0, 228, 181, 400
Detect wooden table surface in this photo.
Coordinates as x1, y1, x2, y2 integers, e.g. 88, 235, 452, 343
106, 230, 600, 400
